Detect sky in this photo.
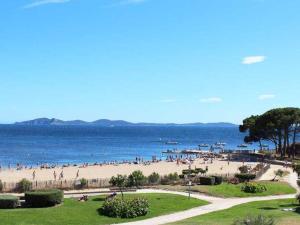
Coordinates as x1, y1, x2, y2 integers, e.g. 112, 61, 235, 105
0, 0, 299, 124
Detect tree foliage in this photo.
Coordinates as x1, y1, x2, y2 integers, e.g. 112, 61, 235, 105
240, 107, 300, 158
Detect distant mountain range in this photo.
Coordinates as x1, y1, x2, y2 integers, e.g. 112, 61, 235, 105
14, 118, 237, 127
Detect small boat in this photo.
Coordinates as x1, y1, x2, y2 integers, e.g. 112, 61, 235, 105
215, 142, 226, 146
165, 141, 179, 145
198, 144, 209, 148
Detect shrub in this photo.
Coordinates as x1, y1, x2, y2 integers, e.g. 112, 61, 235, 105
227, 177, 240, 185
128, 170, 146, 188
79, 178, 88, 189
296, 193, 300, 204
0, 180, 3, 192
235, 173, 256, 182
238, 165, 249, 174
16, 179, 32, 193
160, 173, 180, 185
101, 197, 149, 218
182, 169, 195, 175
195, 168, 207, 176
148, 172, 160, 184
241, 182, 267, 193
292, 163, 300, 176
179, 174, 185, 179
25, 189, 63, 208
0, 195, 19, 209
273, 169, 284, 180
199, 176, 215, 185
212, 176, 223, 185
233, 215, 275, 225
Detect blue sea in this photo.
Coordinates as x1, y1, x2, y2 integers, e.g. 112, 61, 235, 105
0, 125, 261, 166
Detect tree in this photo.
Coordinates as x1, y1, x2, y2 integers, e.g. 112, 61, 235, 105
128, 170, 146, 188
240, 108, 300, 159
109, 174, 127, 200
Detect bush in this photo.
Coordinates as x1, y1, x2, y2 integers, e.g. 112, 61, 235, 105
148, 172, 160, 184
101, 197, 149, 218
16, 179, 32, 193
79, 178, 88, 189
238, 165, 249, 174
25, 189, 63, 208
296, 193, 300, 204
128, 170, 146, 188
212, 176, 223, 185
160, 173, 180, 185
235, 173, 256, 182
0, 195, 19, 209
195, 168, 206, 175
227, 177, 240, 185
241, 182, 267, 193
0, 180, 3, 192
199, 176, 215, 185
233, 215, 275, 225
182, 169, 196, 175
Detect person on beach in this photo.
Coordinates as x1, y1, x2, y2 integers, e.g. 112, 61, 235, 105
32, 170, 36, 180
60, 171, 64, 179
53, 171, 57, 180
76, 169, 79, 178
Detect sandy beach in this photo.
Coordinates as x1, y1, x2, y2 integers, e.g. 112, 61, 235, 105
0, 159, 257, 183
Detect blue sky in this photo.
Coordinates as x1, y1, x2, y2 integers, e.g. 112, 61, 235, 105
0, 0, 299, 124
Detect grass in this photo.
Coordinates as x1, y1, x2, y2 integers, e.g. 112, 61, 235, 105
0, 193, 209, 225
169, 198, 300, 225
159, 181, 296, 198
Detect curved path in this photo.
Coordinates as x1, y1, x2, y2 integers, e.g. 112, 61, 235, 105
117, 170, 299, 225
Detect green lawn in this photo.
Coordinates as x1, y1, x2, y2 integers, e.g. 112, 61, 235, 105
159, 181, 296, 198
0, 193, 209, 225
170, 198, 300, 225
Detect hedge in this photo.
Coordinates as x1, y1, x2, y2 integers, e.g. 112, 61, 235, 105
0, 195, 19, 209
199, 176, 215, 185
212, 176, 223, 185
25, 189, 63, 208
235, 173, 256, 182
101, 198, 149, 218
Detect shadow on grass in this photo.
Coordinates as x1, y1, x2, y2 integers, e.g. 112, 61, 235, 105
92, 197, 106, 202
279, 204, 299, 208
259, 207, 278, 210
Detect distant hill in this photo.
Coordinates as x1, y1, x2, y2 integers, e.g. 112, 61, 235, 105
14, 118, 237, 127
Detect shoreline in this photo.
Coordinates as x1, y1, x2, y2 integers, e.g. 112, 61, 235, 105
0, 158, 257, 183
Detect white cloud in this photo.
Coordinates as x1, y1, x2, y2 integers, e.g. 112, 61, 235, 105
242, 56, 266, 65
258, 94, 276, 100
24, 0, 71, 9
160, 99, 176, 103
200, 97, 222, 103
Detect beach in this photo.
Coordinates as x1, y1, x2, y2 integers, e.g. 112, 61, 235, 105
0, 159, 257, 183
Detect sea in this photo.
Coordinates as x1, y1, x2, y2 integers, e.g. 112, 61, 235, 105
0, 125, 264, 167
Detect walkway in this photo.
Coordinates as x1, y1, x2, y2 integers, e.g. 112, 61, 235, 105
117, 170, 299, 225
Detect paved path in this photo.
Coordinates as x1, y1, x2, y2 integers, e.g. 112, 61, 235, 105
117, 171, 299, 225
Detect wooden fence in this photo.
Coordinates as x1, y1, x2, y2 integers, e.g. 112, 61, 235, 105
2, 178, 111, 193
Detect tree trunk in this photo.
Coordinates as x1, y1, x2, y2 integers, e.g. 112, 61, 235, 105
278, 131, 283, 158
